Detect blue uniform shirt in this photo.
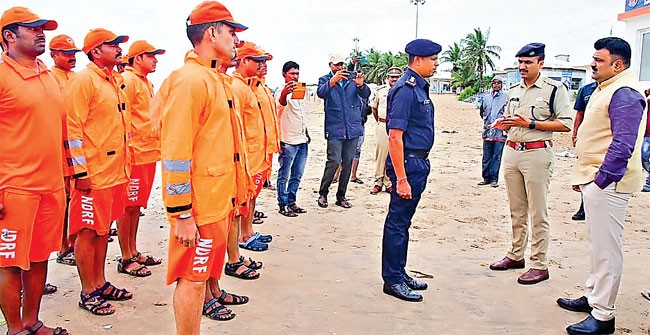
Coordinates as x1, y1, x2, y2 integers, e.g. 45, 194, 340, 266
386, 67, 434, 151
574, 82, 598, 111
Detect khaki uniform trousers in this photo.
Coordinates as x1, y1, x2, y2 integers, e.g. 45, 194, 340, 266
581, 182, 630, 321
374, 122, 391, 188
502, 145, 554, 270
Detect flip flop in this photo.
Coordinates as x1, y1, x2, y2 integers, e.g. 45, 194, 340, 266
350, 178, 364, 184
254, 210, 268, 219
317, 196, 328, 208
335, 199, 352, 209
43, 283, 57, 295
26, 320, 69, 335
56, 249, 76, 266
239, 234, 268, 252
289, 204, 307, 214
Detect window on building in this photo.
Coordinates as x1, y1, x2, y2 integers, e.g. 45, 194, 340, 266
640, 32, 650, 81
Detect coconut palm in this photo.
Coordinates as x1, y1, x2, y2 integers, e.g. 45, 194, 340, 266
440, 42, 464, 72
462, 27, 501, 84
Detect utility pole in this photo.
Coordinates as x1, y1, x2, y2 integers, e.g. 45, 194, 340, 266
353, 37, 359, 53
410, 0, 426, 38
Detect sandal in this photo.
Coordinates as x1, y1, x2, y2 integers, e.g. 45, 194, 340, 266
202, 298, 235, 321
43, 283, 57, 295
258, 234, 272, 243
317, 195, 328, 208
216, 289, 249, 305
350, 178, 364, 184
26, 320, 69, 335
79, 290, 114, 316
11, 331, 31, 335
335, 198, 352, 209
254, 210, 267, 219
135, 252, 162, 266
98, 281, 133, 301
225, 261, 260, 280
289, 204, 307, 214
239, 235, 268, 252
56, 249, 76, 266
252, 217, 264, 224
240, 255, 263, 270
278, 206, 298, 217
108, 228, 118, 236
118, 257, 151, 277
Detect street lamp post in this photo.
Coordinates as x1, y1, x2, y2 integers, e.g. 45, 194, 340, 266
410, 0, 426, 38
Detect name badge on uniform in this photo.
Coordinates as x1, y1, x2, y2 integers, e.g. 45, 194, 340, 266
423, 100, 431, 104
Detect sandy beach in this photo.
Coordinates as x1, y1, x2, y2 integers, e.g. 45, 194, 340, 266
10, 94, 650, 335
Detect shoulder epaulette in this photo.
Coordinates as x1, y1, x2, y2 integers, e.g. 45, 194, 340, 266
405, 76, 417, 87
542, 77, 562, 88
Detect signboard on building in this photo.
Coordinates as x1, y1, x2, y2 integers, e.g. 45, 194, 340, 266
626, 0, 650, 12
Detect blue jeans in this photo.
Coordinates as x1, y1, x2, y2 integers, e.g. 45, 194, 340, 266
481, 140, 505, 183
277, 142, 308, 208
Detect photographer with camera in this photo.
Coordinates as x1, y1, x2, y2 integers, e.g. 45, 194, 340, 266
316, 54, 370, 209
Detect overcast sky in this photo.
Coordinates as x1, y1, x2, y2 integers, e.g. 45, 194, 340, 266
9, 0, 626, 88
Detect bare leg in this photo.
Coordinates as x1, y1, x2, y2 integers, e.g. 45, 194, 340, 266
58, 200, 72, 255
240, 198, 256, 242
0, 267, 25, 334
227, 216, 241, 263
94, 234, 109, 289
351, 159, 360, 180
117, 208, 135, 260
129, 207, 140, 257
20, 262, 47, 328
173, 279, 205, 335
75, 229, 99, 294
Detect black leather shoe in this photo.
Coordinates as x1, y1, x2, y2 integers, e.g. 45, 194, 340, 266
557, 296, 592, 313
404, 275, 428, 291
383, 283, 423, 302
566, 315, 615, 335
572, 211, 585, 221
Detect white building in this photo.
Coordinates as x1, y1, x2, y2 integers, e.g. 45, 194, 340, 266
503, 55, 589, 92
619, 0, 650, 88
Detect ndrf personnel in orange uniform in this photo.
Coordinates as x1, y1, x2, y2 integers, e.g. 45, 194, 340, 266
49, 34, 81, 268
233, 41, 274, 253
64, 28, 132, 316
116, 40, 165, 278
156, 1, 246, 333
0, 7, 71, 335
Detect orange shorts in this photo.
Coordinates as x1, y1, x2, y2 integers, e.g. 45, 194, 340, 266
68, 183, 126, 236
252, 168, 270, 198
166, 217, 230, 285
126, 163, 156, 208
0, 188, 65, 270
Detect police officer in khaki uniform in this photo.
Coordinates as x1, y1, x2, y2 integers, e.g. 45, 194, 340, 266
370, 67, 402, 195
489, 43, 573, 285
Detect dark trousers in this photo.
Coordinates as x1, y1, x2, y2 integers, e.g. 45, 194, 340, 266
382, 155, 430, 285
319, 138, 359, 201
481, 140, 505, 183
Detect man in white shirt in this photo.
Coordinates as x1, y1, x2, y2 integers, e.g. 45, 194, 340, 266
275, 61, 309, 217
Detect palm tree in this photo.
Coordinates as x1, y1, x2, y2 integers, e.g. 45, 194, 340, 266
353, 49, 409, 84
462, 28, 501, 85
450, 63, 477, 90
440, 42, 464, 72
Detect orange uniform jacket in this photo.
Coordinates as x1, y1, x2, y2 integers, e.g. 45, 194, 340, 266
63, 62, 130, 189
50, 66, 75, 177
0, 53, 65, 193
231, 72, 267, 176
158, 51, 247, 225
252, 77, 280, 162
122, 66, 160, 165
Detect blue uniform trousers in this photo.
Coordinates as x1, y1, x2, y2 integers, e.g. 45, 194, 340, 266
382, 155, 430, 285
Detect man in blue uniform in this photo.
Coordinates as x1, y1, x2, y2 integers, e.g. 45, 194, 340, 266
382, 39, 440, 302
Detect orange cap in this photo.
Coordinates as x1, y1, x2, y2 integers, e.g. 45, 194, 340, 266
187, 1, 247, 32
127, 40, 165, 58
82, 28, 128, 54
49, 34, 80, 54
236, 41, 269, 61
1, 6, 57, 30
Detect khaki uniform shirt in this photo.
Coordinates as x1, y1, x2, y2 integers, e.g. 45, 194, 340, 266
505, 75, 573, 142
372, 85, 389, 120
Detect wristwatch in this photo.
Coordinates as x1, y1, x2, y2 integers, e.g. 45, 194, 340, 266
529, 119, 536, 129
178, 213, 191, 219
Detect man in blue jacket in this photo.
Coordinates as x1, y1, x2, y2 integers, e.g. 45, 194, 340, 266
316, 53, 370, 208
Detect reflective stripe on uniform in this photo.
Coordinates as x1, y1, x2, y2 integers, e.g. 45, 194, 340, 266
163, 159, 191, 173
65, 139, 83, 149
68, 156, 86, 166
166, 181, 191, 195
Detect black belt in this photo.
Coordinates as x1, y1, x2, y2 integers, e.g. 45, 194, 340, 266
404, 150, 429, 159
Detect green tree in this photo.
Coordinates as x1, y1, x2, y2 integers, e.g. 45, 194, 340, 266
462, 27, 501, 84
440, 42, 464, 72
